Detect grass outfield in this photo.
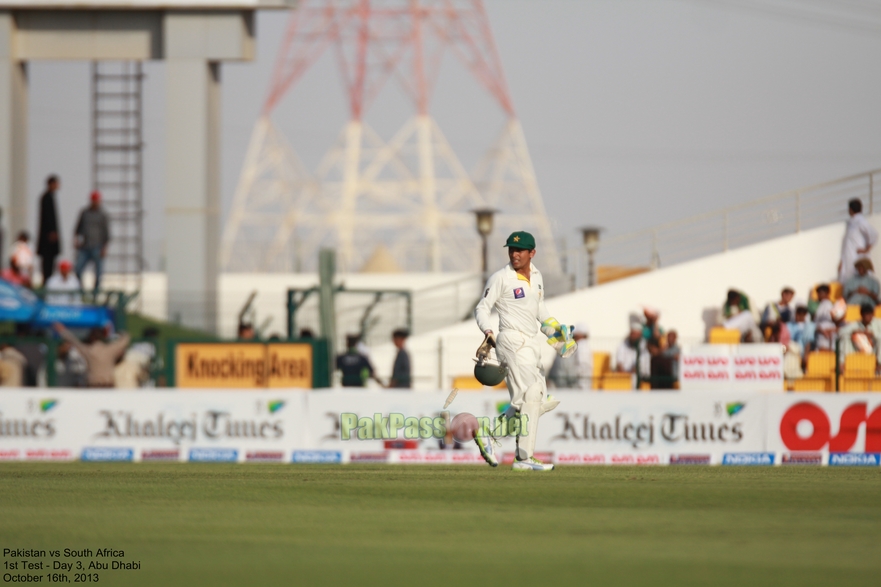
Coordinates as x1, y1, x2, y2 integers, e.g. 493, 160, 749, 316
1, 464, 879, 586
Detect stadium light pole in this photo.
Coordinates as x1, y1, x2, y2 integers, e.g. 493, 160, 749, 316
473, 208, 497, 283
580, 226, 602, 288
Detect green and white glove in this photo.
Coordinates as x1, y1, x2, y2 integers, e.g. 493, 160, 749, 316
541, 318, 578, 358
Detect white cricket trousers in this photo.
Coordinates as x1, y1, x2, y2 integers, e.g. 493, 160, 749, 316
496, 330, 546, 460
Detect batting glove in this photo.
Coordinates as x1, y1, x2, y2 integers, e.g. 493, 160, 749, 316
476, 331, 497, 363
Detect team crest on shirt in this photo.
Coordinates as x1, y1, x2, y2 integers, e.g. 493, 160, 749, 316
513, 287, 525, 299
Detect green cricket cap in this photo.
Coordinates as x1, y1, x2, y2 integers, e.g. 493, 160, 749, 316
504, 231, 535, 250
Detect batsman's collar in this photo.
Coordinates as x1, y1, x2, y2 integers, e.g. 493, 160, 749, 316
504, 231, 535, 250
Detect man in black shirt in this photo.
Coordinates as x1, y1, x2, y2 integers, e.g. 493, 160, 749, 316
389, 329, 411, 389
336, 334, 379, 387
37, 175, 61, 287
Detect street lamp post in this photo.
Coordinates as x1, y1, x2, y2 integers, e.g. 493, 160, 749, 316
473, 208, 497, 283
580, 226, 602, 288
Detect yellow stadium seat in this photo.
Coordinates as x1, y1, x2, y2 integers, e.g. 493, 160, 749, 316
845, 305, 862, 323
592, 352, 610, 390
844, 353, 876, 377
600, 373, 633, 391
840, 377, 873, 392
709, 327, 740, 344
791, 377, 832, 392
805, 351, 835, 377
830, 282, 844, 302
875, 306, 881, 319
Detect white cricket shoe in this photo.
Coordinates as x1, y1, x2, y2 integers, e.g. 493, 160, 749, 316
512, 457, 554, 471
475, 431, 498, 467
541, 394, 560, 415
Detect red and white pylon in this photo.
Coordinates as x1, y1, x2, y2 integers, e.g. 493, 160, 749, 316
220, 0, 561, 274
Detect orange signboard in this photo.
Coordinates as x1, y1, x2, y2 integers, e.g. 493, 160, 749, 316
267, 344, 313, 388
175, 343, 313, 388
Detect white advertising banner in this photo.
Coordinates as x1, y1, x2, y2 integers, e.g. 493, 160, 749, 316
2, 389, 880, 466
765, 394, 881, 466
0, 391, 309, 463
679, 344, 784, 392
539, 391, 766, 464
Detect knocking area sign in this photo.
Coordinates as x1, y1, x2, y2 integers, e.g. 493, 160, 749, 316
679, 344, 783, 391
175, 343, 313, 388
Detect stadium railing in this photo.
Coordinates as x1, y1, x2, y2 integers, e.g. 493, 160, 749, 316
580, 167, 881, 272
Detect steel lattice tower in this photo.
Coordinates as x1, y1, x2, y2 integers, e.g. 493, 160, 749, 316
220, 0, 561, 275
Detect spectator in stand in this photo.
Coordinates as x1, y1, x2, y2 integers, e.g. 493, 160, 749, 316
548, 323, 592, 389
115, 327, 160, 388
74, 191, 110, 293
762, 287, 795, 325
55, 341, 87, 388
642, 306, 664, 345
37, 175, 62, 288
388, 329, 412, 389
1, 257, 30, 287
237, 322, 257, 341
52, 323, 130, 388
723, 289, 760, 342
843, 258, 880, 308
616, 323, 649, 378
839, 198, 878, 282
0, 343, 27, 386
788, 304, 816, 355
11, 231, 34, 285
762, 320, 790, 345
44, 260, 81, 305
661, 330, 681, 382
838, 303, 881, 371
814, 284, 845, 351
337, 334, 381, 387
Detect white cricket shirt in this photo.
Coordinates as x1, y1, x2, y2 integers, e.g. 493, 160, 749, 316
475, 262, 551, 337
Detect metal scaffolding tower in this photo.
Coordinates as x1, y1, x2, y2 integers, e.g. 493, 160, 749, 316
221, 0, 561, 277
91, 61, 145, 295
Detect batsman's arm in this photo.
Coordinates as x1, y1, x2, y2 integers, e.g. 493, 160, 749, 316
474, 273, 501, 334
537, 292, 551, 325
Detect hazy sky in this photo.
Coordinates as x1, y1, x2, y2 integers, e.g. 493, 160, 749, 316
25, 0, 881, 271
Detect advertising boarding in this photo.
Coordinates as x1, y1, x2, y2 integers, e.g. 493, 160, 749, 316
2, 389, 881, 466
679, 344, 784, 392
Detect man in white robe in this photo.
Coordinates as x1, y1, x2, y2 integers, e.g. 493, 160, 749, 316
839, 198, 878, 282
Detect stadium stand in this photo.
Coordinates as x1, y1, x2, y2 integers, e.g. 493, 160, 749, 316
709, 327, 741, 344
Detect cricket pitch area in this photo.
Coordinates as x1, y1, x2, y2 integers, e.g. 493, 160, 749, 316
1, 464, 879, 586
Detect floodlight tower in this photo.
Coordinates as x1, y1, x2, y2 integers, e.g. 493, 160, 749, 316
220, 0, 561, 275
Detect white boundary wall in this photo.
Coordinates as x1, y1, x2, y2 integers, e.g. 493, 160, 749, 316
1, 389, 879, 466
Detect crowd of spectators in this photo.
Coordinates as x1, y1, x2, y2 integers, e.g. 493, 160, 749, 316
2, 174, 111, 297
0, 323, 159, 389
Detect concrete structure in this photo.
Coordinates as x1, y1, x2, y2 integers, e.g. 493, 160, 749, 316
0, 0, 292, 332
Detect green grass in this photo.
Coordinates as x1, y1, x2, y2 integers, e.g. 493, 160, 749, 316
1, 464, 879, 587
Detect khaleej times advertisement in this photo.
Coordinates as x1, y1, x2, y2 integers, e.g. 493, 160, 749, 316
0, 390, 879, 466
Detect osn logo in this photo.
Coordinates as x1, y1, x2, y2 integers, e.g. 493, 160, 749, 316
780, 402, 881, 452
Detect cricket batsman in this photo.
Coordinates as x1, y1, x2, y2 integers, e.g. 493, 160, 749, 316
473, 231, 577, 471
